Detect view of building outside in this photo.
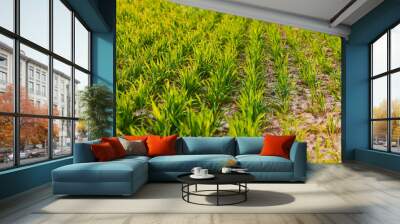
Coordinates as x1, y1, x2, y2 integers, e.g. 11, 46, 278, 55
0, 0, 91, 170
0, 38, 82, 169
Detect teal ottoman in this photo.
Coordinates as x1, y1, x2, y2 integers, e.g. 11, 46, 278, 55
52, 157, 148, 196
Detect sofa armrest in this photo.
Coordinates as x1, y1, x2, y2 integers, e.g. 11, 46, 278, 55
73, 140, 100, 163
289, 142, 307, 182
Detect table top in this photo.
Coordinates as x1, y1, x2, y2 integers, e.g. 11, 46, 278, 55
177, 172, 255, 185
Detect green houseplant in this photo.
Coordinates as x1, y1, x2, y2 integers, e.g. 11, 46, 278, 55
80, 84, 114, 140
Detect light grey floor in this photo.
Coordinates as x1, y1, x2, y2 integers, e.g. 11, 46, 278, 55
1, 162, 400, 224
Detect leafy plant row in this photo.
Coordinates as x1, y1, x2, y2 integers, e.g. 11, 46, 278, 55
116, 0, 342, 163
228, 21, 267, 136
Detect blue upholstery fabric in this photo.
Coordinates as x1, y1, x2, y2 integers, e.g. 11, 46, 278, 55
236, 155, 293, 172
53, 162, 138, 182
176, 137, 183, 154
117, 155, 150, 163
73, 140, 100, 163
149, 154, 235, 172
236, 137, 263, 155
52, 158, 148, 195
52, 182, 134, 196
181, 137, 235, 155
53, 138, 307, 196
290, 142, 307, 181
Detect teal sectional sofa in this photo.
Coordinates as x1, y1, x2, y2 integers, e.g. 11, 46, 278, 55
52, 137, 307, 196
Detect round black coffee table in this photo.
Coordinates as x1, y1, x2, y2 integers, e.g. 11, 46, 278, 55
177, 173, 255, 206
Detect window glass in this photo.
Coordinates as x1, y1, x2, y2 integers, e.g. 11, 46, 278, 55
20, 44, 49, 115
372, 33, 387, 76
372, 121, 388, 151
74, 18, 89, 70
0, 116, 14, 170
53, 119, 72, 157
19, 117, 49, 165
53, 59, 72, 117
74, 69, 89, 118
0, 35, 14, 113
391, 72, 400, 118
20, 0, 49, 49
372, 76, 387, 119
0, 0, 14, 31
391, 120, 400, 153
75, 120, 88, 143
391, 24, 400, 70
0, 0, 92, 168
53, 0, 72, 60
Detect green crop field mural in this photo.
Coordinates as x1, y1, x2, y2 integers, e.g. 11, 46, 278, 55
116, 0, 342, 163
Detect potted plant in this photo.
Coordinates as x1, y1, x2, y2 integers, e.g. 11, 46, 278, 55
79, 84, 114, 140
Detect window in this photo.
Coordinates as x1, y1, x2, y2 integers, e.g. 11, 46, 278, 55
0, 34, 13, 113
35, 84, 40, 95
74, 69, 89, 142
74, 69, 89, 118
19, 117, 49, 165
53, 0, 72, 60
0, 116, 14, 170
0, 55, 7, 67
0, 0, 14, 32
0, 0, 91, 170
54, 89, 58, 103
53, 119, 72, 158
28, 67, 34, 80
53, 59, 72, 117
20, 0, 49, 48
42, 85, 46, 97
0, 71, 7, 85
0, 53, 8, 88
75, 18, 90, 70
370, 23, 400, 153
391, 24, 400, 70
28, 81, 34, 94
35, 70, 41, 81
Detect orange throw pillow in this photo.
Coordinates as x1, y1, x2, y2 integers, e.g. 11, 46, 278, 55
101, 137, 127, 158
260, 134, 296, 159
91, 142, 117, 162
147, 135, 178, 157
124, 135, 148, 141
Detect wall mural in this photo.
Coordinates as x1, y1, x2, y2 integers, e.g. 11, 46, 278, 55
116, 0, 342, 163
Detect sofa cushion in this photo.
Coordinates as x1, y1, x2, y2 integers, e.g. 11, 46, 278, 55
101, 137, 127, 158
236, 155, 293, 172
53, 159, 147, 183
91, 142, 118, 161
124, 135, 148, 141
181, 137, 235, 155
147, 135, 178, 157
73, 140, 100, 163
236, 137, 263, 155
119, 138, 147, 156
260, 135, 296, 159
149, 154, 235, 172
116, 155, 150, 163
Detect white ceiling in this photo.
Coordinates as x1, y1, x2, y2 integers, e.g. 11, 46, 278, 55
169, 0, 384, 37
228, 0, 352, 22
